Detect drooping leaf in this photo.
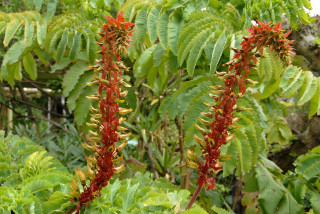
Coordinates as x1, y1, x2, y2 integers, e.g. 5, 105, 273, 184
135, 6, 148, 44
23, 52, 37, 80
157, 10, 170, 49
56, 31, 68, 63
298, 71, 317, 106
69, 31, 82, 60
210, 30, 227, 74
294, 151, 320, 180
3, 18, 21, 46
147, 5, 161, 43
74, 85, 98, 126
62, 61, 90, 97
187, 30, 215, 76
168, 11, 184, 55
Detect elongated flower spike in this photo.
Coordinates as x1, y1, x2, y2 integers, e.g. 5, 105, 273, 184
67, 12, 134, 214
186, 21, 294, 210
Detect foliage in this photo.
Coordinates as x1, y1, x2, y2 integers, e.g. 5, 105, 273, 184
0, 131, 72, 214
14, 120, 86, 172
83, 172, 209, 214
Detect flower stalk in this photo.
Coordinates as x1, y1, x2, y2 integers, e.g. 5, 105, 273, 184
67, 12, 134, 214
186, 21, 294, 209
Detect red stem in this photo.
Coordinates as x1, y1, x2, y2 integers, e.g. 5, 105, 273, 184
66, 205, 77, 214
186, 180, 204, 210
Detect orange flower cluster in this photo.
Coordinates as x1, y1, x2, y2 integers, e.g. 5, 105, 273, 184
68, 12, 134, 214
186, 21, 294, 209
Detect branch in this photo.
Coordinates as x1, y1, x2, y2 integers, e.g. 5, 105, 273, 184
13, 98, 68, 118
0, 101, 69, 132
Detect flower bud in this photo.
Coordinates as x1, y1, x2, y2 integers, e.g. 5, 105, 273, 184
226, 133, 236, 143
89, 106, 99, 113
89, 130, 99, 137
90, 118, 100, 125
90, 113, 102, 119
82, 143, 96, 152
193, 134, 206, 148
232, 117, 240, 124
115, 99, 125, 103
119, 117, 126, 124
118, 132, 131, 140
219, 154, 232, 162
86, 95, 100, 101
198, 118, 211, 128
195, 124, 207, 135
114, 164, 125, 173
117, 141, 128, 151
119, 79, 131, 87
113, 153, 123, 165
120, 90, 128, 97
204, 102, 217, 107
119, 108, 132, 116
245, 79, 258, 85
86, 122, 99, 129
201, 112, 214, 118
186, 149, 199, 162
117, 126, 128, 132
186, 159, 199, 169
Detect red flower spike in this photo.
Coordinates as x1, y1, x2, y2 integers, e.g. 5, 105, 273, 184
186, 21, 294, 210
67, 12, 134, 214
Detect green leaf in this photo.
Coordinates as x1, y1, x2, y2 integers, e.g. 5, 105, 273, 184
279, 65, 296, 89
46, 0, 58, 18
23, 52, 37, 80
298, 71, 317, 105
287, 179, 306, 204
147, 5, 161, 43
69, 31, 81, 60
260, 78, 281, 99
157, 11, 170, 49
74, 85, 98, 126
234, 130, 252, 175
171, 75, 215, 100
49, 29, 63, 53
309, 78, 320, 117
184, 208, 208, 214
211, 205, 231, 214
56, 31, 68, 63
294, 152, 320, 180
67, 71, 94, 111
178, 22, 212, 66
35, 0, 43, 11
36, 20, 47, 47
0, 21, 7, 34
135, 6, 148, 44
0, 41, 28, 79
62, 61, 90, 97
310, 191, 320, 214
121, 182, 139, 213
210, 30, 227, 74
3, 18, 21, 46
168, 11, 183, 55
256, 163, 285, 214
281, 70, 305, 97
23, 179, 53, 193
134, 44, 157, 78
24, 19, 34, 46
187, 30, 215, 76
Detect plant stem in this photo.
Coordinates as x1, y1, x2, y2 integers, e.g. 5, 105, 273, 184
66, 205, 77, 214
186, 180, 204, 210
176, 116, 188, 189
232, 175, 243, 211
